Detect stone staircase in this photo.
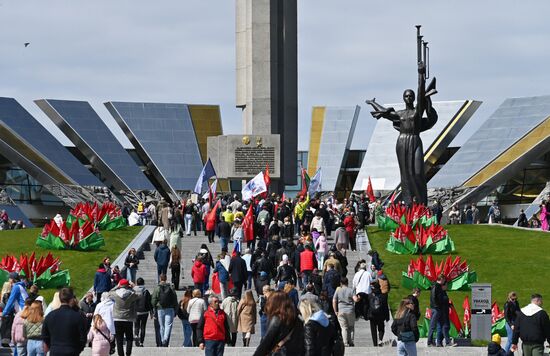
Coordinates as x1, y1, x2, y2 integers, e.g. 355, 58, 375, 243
78, 228, 484, 355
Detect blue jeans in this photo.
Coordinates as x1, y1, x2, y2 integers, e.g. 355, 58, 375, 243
302, 270, 312, 287
126, 267, 137, 283
505, 322, 513, 353
220, 236, 229, 251
436, 311, 451, 345
14, 343, 27, 356
181, 319, 193, 347
427, 308, 440, 345
397, 340, 417, 356
26, 340, 43, 356
205, 340, 225, 356
157, 264, 168, 282
157, 308, 175, 345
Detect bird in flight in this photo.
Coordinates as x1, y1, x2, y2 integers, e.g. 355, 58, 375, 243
24, 43, 30, 47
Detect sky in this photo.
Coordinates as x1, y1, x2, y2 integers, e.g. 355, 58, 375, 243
1, 1, 550, 151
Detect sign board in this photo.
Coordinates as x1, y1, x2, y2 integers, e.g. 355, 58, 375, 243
207, 135, 281, 179
471, 283, 492, 312
471, 283, 492, 342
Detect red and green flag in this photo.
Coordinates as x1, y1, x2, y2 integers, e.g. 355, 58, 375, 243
299, 168, 310, 198
0, 252, 70, 289
36, 218, 105, 251
68, 202, 127, 231
401, 255, 477, 291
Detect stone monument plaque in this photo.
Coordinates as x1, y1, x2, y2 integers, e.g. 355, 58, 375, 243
207, 134, 280, 179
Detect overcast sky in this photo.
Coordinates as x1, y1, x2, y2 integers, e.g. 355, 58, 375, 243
2, 1, 550, 151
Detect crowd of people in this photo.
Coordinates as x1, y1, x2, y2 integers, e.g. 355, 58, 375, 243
2, 190, 550, 356
0, 209, 25, 230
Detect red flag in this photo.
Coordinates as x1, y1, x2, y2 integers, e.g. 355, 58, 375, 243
463, 296, 471, 326
205, 200, 221, 232
491, 302, 504, 324
242, 203, 255, 242
448, 300, 462, 333
264, 164, 271, 187
366, 176, 376, 202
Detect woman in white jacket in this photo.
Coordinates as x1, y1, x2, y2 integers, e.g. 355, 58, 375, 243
186, 289, 206, 346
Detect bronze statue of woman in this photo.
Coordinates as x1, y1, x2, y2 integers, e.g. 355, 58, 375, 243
366, 61, 437, 206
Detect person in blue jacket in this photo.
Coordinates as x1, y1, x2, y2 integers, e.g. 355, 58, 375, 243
93, 263, 112, 303
1, 272, 28, 317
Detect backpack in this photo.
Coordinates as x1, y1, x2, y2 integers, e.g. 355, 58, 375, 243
369, 293, 381, 313
158, 284, 175, 308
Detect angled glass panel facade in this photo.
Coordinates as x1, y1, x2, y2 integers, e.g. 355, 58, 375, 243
429, 96, 550, 189
105, 102, 203, 191
312, 106, 360, 192
0, 98, 103, 187
36, 99, 154, 190
354, 100, 471, 191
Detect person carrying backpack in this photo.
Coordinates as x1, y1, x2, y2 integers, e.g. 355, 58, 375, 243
151, 274, 178, 347
368, 281, 390, 346
133, 277, 153, 347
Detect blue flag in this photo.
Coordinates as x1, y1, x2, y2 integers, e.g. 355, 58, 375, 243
193, 158, 216, 194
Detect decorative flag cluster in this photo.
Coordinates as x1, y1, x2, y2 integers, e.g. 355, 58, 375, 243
401, 255, 477, 291
68, 202, 126, 231
378, 202, 455, 254
36, 215, 105, 251
0, 252, 70, 289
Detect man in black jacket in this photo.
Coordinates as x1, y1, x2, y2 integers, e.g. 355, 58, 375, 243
228, 251, 247, 298
427, 275, 448, 347
512, 293, 550, 355
217, 216, 232, 251
42, 287, 87, 356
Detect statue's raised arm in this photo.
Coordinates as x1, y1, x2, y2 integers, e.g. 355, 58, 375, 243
366, 98, 401, 126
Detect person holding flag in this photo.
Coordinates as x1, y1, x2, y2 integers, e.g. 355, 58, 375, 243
294, 193, 310, 235
242, 204, 256, 252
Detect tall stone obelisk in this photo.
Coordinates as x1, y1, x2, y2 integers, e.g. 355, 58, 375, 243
207, 0, 297, 192
235, 0, 298, 189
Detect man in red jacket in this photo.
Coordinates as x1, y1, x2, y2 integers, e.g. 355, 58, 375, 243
197, 294, 231, 356
300, 244, 317, 287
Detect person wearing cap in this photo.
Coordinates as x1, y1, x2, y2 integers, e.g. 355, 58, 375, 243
42, 287, 87, 355
221, 287, 240, 347
109, 278, 141, 355
488, 334, 506, 356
